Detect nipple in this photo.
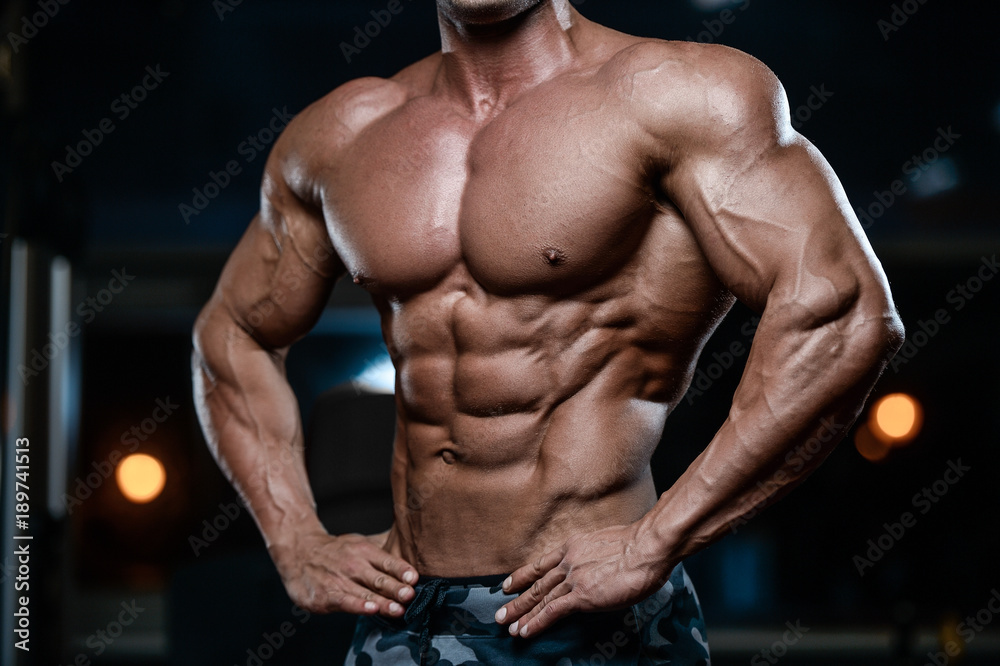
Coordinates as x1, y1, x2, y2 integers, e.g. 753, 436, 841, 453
543, 247, 566, 266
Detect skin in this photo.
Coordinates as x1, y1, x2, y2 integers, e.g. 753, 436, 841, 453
192, 0, 903, 641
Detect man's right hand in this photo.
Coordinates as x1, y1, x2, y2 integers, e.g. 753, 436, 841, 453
272, 530, 418, 617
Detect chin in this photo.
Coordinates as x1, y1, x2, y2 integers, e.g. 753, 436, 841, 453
439, 0, 546, 24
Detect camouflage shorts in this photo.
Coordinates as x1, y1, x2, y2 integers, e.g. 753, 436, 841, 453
344, 563, 710, 665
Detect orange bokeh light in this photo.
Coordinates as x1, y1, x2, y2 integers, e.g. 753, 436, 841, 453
855, 424, 892, 462
869, 393, 923, 445
116, 453, 166, 504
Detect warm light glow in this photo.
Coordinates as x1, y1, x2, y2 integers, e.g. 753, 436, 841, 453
870, 393, 923, 445
855, 424, 892, 463
116, 454, 166, 503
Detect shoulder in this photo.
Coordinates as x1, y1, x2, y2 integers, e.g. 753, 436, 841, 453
277, 76, 408, 162
265, 53, 441, 200
603, 40, 792, 152
291, 52, 439, 148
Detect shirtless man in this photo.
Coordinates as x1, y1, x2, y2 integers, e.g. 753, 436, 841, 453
192, 1, 903, 663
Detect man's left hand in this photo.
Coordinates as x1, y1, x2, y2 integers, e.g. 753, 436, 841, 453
493, 522, 669, 638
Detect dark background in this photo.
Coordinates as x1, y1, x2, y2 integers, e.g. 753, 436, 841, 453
1, 1, 998, 664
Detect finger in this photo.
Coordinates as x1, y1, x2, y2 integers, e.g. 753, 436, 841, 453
515, 583, 576, 639
366, 559, 417, 603
495, 568, 566, 626
370, 549, 420, 588
342, 562, 411, 615
351, 543, 417, 603
502, 545, 567, 594
348, 579, 410, 618
321, 578, 397, 616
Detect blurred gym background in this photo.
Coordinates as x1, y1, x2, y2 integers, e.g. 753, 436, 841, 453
1, 1, 998, 664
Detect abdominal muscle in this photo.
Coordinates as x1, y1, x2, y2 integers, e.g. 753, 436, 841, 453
377, 271, 681, 576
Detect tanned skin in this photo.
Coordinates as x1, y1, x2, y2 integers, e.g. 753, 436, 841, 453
192, 0, 903, 640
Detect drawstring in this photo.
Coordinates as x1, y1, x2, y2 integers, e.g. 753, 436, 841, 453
404, 578, 448, 665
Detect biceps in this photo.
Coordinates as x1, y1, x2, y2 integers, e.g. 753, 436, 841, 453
668, 137, 874, 320
217, 210, 342, 350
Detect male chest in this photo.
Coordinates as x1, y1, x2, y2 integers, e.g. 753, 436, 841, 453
322, 86, 654, 297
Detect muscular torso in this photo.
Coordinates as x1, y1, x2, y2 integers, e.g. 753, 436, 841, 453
313, 38, 735, 575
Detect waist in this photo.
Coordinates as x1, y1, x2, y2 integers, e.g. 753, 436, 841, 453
368, 564, 694, 639
389, 470, 658, 576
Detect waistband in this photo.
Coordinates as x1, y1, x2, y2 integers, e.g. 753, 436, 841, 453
414, 573, 509, 588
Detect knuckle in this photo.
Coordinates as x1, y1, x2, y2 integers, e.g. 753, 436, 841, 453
298, 596, 321, 613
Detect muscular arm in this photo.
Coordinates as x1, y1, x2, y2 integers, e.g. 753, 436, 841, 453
192, 114, 416, 615
497, 44, 903, 637
637, 47, 904, 561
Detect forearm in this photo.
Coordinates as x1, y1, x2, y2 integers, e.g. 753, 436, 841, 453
638, 298, 902, 565
192, 304, 325, 555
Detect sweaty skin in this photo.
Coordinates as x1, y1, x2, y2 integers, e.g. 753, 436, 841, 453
192, 0, 903, 639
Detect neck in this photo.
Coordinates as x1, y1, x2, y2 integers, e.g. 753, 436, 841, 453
435, 0, 582, 115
